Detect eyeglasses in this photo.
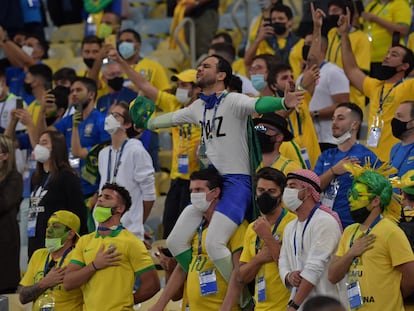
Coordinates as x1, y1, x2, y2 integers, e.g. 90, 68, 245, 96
111, 112, 125, 120
254, 125, 280, 135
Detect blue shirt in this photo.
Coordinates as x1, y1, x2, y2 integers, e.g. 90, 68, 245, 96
54, 109, 110, 195
314, 143, 379, 228
96, 87, 137, 114
390, 142, 414, 177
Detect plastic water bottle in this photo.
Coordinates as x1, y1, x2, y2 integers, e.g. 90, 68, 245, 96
38, 291, 55, 311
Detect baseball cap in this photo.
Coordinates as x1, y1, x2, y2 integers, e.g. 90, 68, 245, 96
253, 113, 294, 141
171, 69, 197, 83
48, 210, 80, 236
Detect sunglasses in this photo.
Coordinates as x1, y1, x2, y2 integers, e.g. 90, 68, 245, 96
254, 124, 280, 134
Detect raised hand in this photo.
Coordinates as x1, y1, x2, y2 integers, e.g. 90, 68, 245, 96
311, 2, 326, 29
283, 83, 305, 111
337, 7, 351, 36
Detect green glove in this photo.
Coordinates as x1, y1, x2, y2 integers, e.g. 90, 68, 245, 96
73, 110, 82, 127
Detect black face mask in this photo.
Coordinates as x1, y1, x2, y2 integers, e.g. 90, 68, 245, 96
256, 192, 281, 215
23, 82, 33, 95
256, 131, 276, 154
391, 117, 409, 139
302, 44, 311, 61
107, 77, 124, 91
377, 65, 398, 80
83, 58, 95, 69
350, 206, 371, 224
324, 14, 340, 33
272, 22, 287, 35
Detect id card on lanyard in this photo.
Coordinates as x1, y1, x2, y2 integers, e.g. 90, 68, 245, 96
367, 80, 403, 147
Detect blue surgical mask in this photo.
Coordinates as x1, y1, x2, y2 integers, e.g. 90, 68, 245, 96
251, 74, 266, 92
118, 42, 136, 59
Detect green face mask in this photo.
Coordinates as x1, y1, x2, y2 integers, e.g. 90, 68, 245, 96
93, 206, 113, 223
98, 23, 113, 38
45, 231, 69, 252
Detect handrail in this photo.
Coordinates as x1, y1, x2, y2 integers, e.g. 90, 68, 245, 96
173, 17, 196, 68
230, 0, 248, 38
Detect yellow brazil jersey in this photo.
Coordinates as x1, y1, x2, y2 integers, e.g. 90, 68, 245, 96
289, 38, 305, 80
285, 105, 321, 169
363, 77, 414, 161
232, 58, 247, 78
27, 100, 42, 126
257, 152, 302, 176
327, 28, 371, 111
69, 229, 156, 311
132, 58, 170, 92
407, 32, 414, 53
20, 248, 83, 311
156, 91, 200, 180
336, 218, 414, 311
240, 209, 296, 311
363, 0, 411, 63
186, 221, 247, 310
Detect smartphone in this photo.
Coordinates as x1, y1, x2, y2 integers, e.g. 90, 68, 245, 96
15, 97, 23, 110
160, 247, 173, 258
75, 103, 83, 120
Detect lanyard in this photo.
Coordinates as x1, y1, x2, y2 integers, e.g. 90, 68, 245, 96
293, 204, 319, 256
43, 247, 73, 275
368, 0, 389, 14
378, 79, 403, 114
255, 208, 287, 254
287, 111, 302, 136
106, 139, 128, 183
349, 215, 381, 248
33, 173, 51, 198
197, 218, 207, 257
202, 94, 224, 140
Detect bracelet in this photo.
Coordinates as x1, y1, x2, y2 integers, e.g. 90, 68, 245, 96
91, 261, 98, 271
288, 299, 300, 310
281, 98, 286, 110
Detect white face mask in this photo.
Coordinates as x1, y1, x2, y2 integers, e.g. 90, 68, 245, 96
175, 88, 191, 104
191, 190, 214, 213
104, 114, 122, 135
332, 129, 352, 145
282, 188, 304, 212
22, 45, 34, 57
33, 144, 51, 163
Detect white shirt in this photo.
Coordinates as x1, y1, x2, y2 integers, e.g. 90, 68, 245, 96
98, 138, 156, 240
303, 62, 349, 144
279, 207, 347, 309
0, 93, 26, 131
173, 92, 257, 175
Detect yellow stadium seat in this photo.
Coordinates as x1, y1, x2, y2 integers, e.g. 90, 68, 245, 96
42, 58, 64, 73
64, 57, 87, 73
48, 43, 75, 59
50, 23, 85, 44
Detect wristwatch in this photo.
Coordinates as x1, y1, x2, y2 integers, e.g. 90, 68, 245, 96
288, 299, 300, 310
312, 110, 319, 119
